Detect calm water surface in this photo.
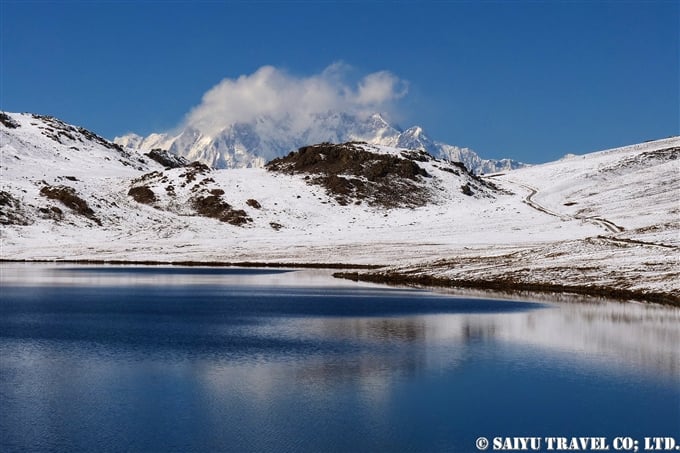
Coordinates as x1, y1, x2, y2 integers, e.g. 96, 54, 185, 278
1, 264, 678, 452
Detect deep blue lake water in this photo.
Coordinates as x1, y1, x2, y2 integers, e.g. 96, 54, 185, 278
1, 264, 678, 452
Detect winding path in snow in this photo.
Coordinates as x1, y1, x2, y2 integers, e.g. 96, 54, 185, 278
492, 177, 677, 250
492, 177, 625, 234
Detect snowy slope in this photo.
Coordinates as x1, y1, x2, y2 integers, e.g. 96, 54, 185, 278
115, 112, 525, 174
2, 112, 678, 303
349, 137, 680, 303
2, 111, 535, 245
0, 113, 162, 227
497, 138, 679, 246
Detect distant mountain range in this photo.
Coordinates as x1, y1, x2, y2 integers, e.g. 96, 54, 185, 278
114, 112, 526, 174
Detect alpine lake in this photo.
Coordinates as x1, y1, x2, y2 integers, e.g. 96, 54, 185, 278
1, 264, 678, 452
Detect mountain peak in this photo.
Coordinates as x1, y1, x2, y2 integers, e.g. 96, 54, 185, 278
115, 112, 526, 174
368, 112, 390, 125
403, 125, 424, 137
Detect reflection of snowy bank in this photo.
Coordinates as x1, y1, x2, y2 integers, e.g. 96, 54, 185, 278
0, 264, 374, 289
421, 302, 680, 380
198, 299, 680, 400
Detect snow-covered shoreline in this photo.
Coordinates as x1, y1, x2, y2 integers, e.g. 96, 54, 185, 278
2, 233, 677, 306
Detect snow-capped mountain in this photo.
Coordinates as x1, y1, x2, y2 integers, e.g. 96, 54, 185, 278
1, 111, 500, 232
2, 111, 678, 304
393, 125, 523, 175
114, 112, 525, 174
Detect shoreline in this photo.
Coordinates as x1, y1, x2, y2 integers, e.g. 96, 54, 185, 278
333, 270, 680, 307
2, 258, 678, 307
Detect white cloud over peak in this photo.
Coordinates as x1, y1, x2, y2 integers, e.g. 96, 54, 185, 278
184, 63, 408, 136
356, 71, 407, 105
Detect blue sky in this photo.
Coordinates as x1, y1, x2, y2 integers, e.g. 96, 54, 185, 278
1, 1, 677, 163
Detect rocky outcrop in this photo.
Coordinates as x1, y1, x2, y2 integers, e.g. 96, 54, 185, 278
266, 142, 431, 207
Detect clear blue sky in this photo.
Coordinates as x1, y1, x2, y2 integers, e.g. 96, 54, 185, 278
1, 1, 678, 163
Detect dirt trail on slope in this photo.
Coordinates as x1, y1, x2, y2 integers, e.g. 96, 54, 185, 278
497, 178, 625, 234
493, 178, 679, 251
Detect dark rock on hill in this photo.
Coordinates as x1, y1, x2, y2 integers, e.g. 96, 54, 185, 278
146, 148, 190, 169
266, 142, 431, 208
191, 194, 252, 226
39, 184, 101, 225
0, 191, 31, 225
0, 112, 20, 129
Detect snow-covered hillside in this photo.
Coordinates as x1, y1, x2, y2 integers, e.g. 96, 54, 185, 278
114, 112, 525, 174
1, 111, 509, 235
344, 137, 679, 304
2, 112, 678, 304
